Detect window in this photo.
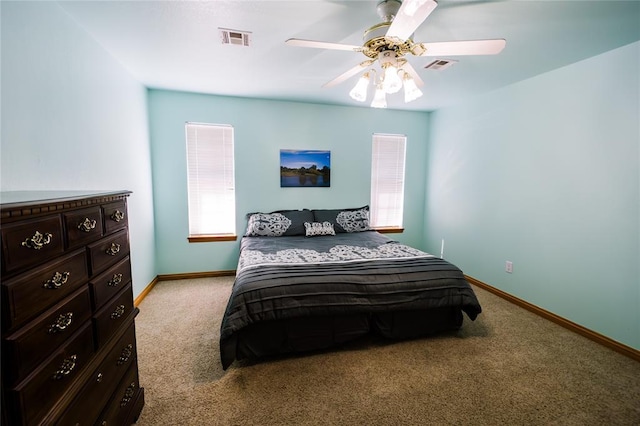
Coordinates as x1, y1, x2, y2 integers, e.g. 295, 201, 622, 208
185, 122, 236, 242
370, 133, 407, 231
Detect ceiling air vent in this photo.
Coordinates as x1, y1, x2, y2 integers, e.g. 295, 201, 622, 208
424, 59, 458, 71
219, 28, 251, 47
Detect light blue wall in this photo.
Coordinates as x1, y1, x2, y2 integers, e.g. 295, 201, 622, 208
425, 41, 640, 350
148, 90, 430, 274
0, 1, 157, 298
3, 1, 636, 353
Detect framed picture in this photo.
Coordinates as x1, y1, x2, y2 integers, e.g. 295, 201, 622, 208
280, 150, 331, 187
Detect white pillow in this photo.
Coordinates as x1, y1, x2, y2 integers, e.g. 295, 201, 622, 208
304, 221, 336, 237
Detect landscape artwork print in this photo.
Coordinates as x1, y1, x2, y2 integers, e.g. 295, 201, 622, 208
280, 150, 331, 187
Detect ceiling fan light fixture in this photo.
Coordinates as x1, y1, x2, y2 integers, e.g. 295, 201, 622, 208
349, 72, 371, 102
403, 73, 423, 103
285, 0, 505, 109
371, 84, 387, 108
382, 64, 403, 94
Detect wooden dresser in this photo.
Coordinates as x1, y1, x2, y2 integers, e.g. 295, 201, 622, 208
1, 191, 144, 426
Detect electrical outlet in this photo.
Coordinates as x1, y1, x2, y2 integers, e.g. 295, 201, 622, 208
505, 261, 513, 273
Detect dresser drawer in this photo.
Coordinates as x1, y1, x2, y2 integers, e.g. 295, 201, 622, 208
1, 215, 64, 273
56, 321, 138, 426
102, 200, 128, 234
95, 361, 143, 426
87, 229, 129, 276
1, 191, 142, 426
2, 249, 89, 332
94, 283, 134, 349
64, 207, 104, 250
9, 322, 95, 426
4, 286, 92, 385
89, 256, 132, 311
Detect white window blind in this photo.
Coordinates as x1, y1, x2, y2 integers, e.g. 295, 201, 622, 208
370, 133, 407, 228
185, 122, 236, 237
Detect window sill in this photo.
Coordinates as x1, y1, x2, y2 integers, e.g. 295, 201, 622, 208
374, 227, 404, 234
188, 234, 237, 243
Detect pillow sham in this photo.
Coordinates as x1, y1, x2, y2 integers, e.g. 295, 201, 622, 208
304, 221, 336, 237
245, 209, 313, 237
311, 206, 371, 233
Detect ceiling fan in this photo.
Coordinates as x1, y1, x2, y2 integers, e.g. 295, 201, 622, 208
286, 0, 506, 107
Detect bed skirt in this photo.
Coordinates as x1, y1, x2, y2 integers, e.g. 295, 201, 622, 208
221, 307, 463, 368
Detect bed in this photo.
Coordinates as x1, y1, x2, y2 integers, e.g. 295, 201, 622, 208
220, 207, 482, 369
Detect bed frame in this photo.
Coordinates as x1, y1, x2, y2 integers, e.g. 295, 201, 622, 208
224, 307, 463, 366
220, 208, 481, 369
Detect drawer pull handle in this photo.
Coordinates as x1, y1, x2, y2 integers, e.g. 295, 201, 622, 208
120, 382, 137, 407
111, 304, 126, 320
43, 271, 70, 289
77, 218, 97, 232
96, 372, 104, 383
108, 273, 123, 287
117, 344, 134, 365
111, 210, 125, 222
106, 243, 121, 256
22, 231, 52, 250
48, 312, 73, 333
53, 354, 77, 380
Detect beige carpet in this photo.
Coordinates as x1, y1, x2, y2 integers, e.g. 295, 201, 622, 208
134, 277, 640, 425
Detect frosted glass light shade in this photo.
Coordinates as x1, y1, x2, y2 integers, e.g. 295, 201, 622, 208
349, 73, 370, 102
403, 75, 423, 102
371, 85, 387, 108
382, 65, 402, 94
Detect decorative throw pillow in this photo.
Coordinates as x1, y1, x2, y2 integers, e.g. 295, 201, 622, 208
304, 221, 336, 237
312, 206, 371, 233
245, 213, 292, 236
245, 209, 314, 237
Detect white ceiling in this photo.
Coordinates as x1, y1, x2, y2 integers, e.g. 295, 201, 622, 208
58, 0, 640, 112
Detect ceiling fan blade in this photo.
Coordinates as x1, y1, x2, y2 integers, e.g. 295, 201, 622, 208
418, 39, 507, 56
285, 38, 361, 52
323, 60, 375, 88
401, 62, 424, 87
386, 0, 438, 42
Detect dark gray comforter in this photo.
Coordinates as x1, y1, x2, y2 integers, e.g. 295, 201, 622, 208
220, 231, 481, 368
